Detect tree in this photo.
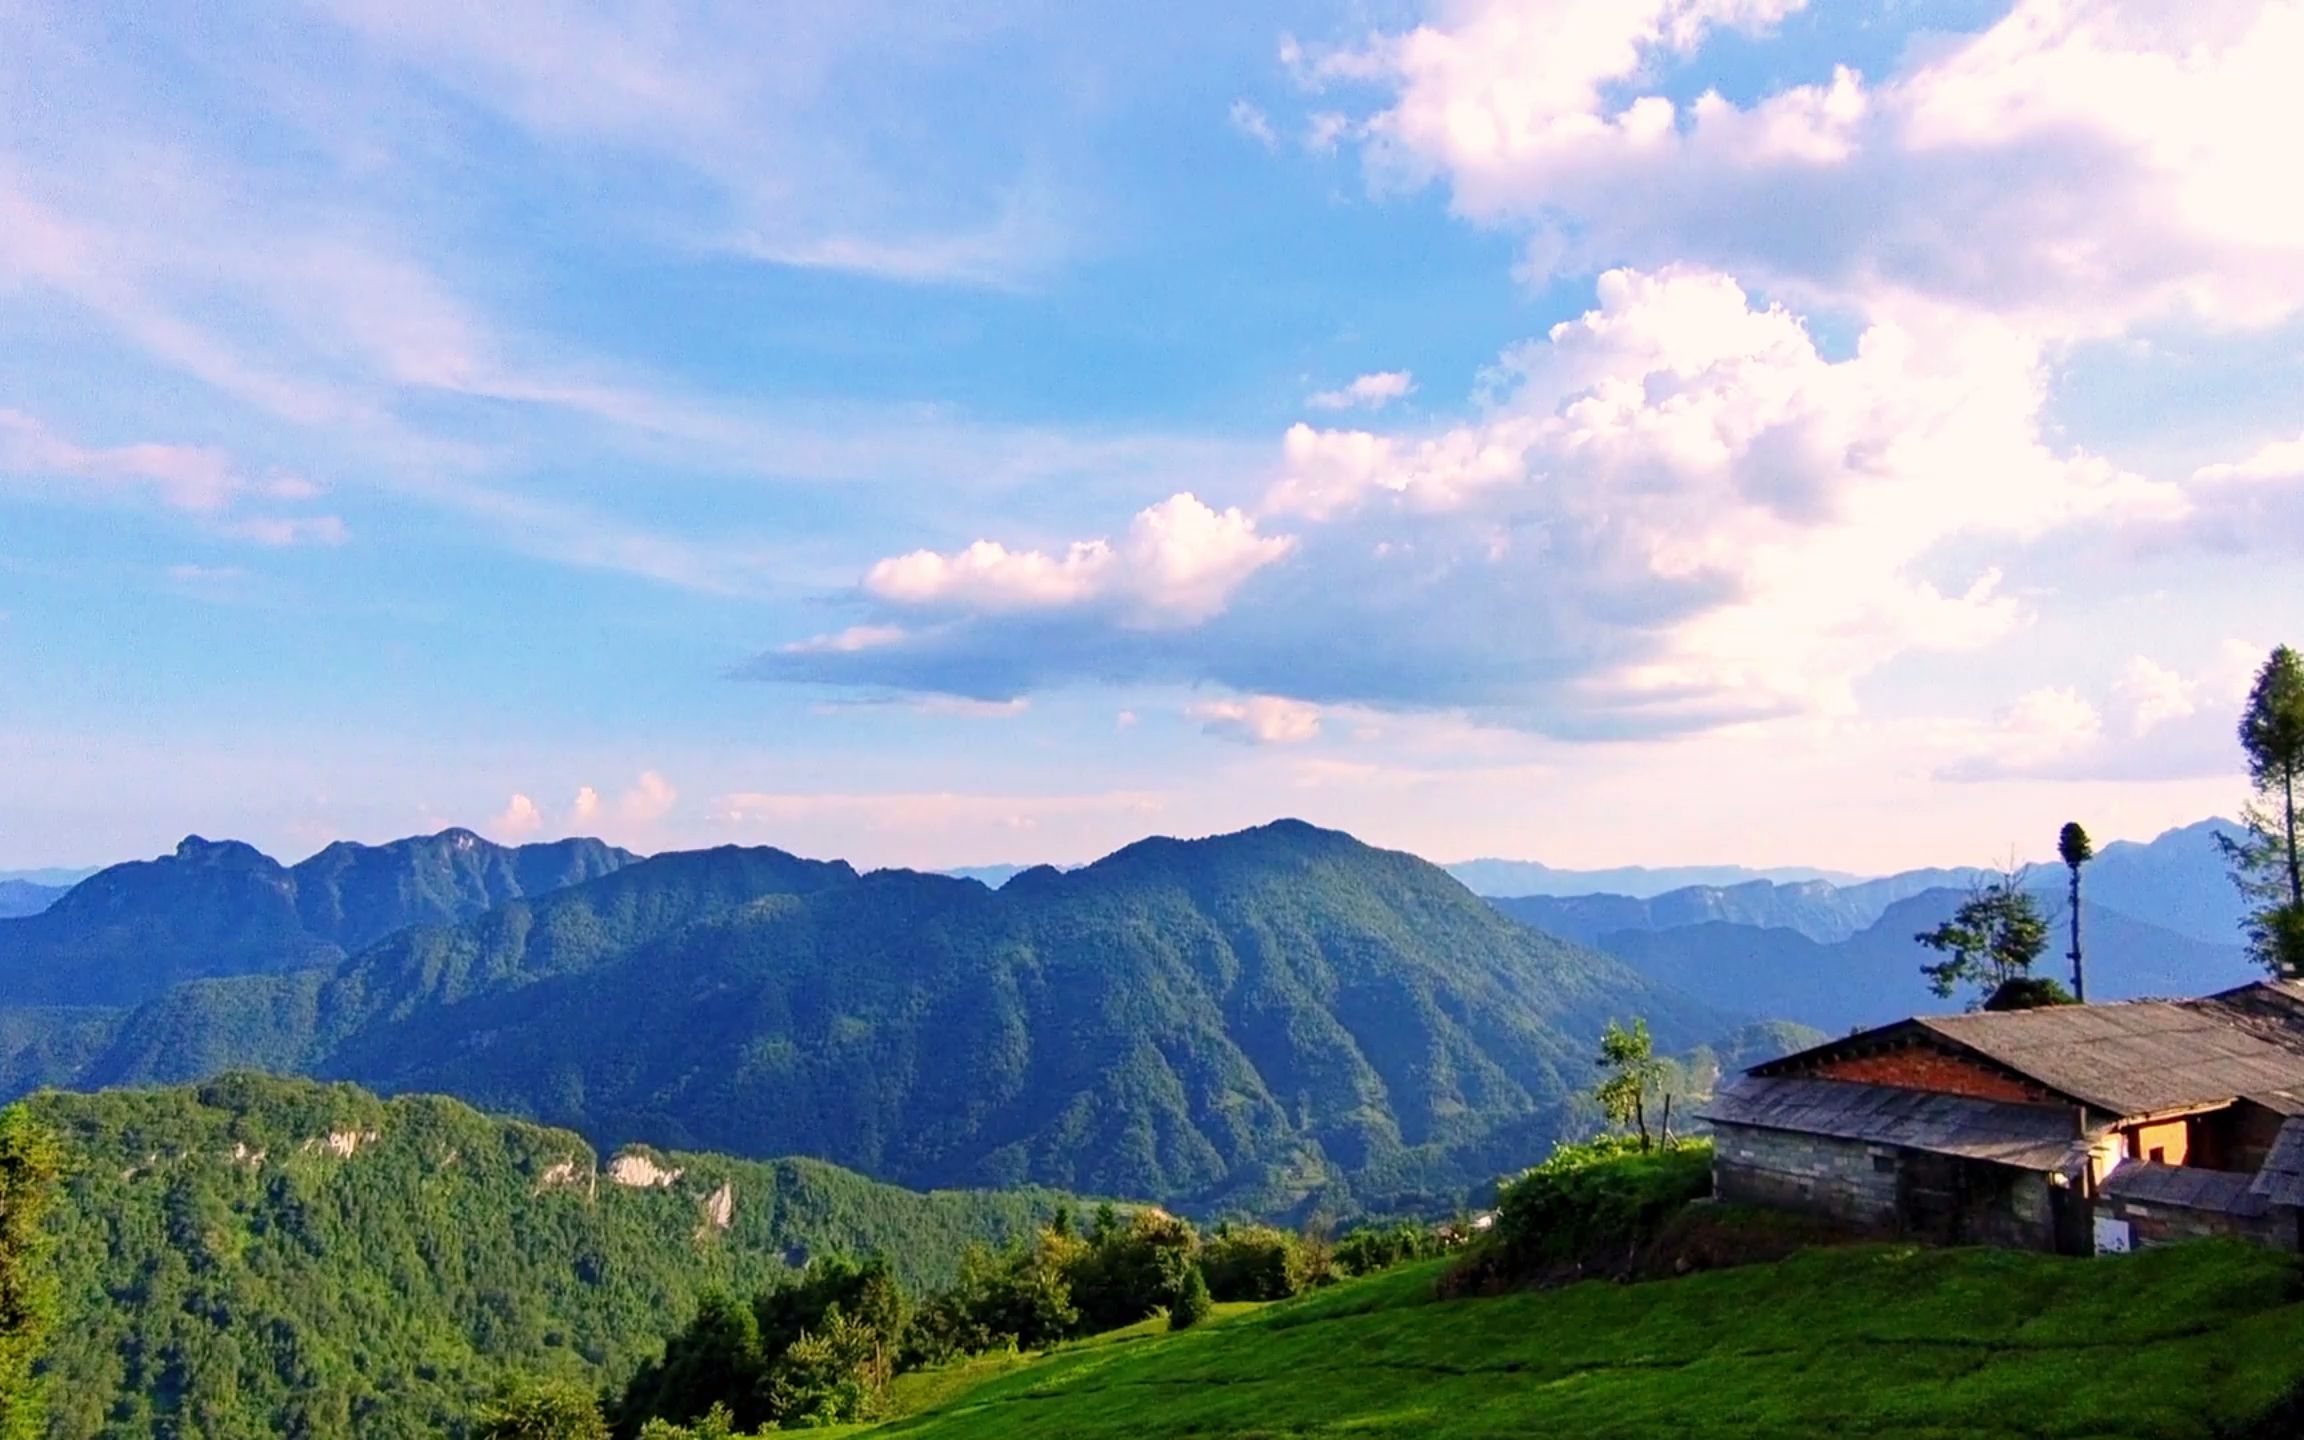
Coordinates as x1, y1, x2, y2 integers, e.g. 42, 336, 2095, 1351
1167, 1266, 1213, 1331
0, 1106, 62, 1440
473, 1378, 610, 1440
1594, 1019, 1667, 1151
1917, 869, 2062, 1010
2058, 822, 2094, 1002
2221, 645, 2304, 976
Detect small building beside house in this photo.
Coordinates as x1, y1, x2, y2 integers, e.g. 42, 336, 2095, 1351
1697, 980, 2304, 1255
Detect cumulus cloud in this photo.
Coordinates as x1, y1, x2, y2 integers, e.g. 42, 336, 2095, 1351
571, 785, 601, 823
1314, 0, 2304, 335
1940, 642, 2265, 782
862, 492, 1295, 628
756, 268, 2197, 734
489, 792, 545, 838
1189, 695, 1324, 745
1309, 370, 1416, 411
619, 770, 678, 824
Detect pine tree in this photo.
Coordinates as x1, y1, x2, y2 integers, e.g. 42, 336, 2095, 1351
2222, 645, 2304, 975
1168, 1266, 1213, 1331
2058, 823, 2093, 1002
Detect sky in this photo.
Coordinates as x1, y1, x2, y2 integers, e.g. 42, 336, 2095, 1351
3, 0, 2302, 876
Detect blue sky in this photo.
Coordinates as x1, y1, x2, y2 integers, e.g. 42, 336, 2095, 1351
4, 0, 2302, 874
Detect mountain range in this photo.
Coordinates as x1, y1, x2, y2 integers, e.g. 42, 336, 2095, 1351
1488, 819, 2243, 947
2, 821, 1728, 1218
0, 879, 63, 920
0, 828, 633, 1006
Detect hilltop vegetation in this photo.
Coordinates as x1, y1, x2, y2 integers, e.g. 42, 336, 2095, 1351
23, 1075, 1070, 1440
834, 1243, 2304, 1439
33, 822, 1728, 1216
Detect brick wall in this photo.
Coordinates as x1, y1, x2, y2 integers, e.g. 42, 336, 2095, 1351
1809, 1045, 2055, 1105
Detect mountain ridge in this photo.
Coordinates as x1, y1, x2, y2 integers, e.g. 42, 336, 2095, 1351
30, 819, 1738, 1218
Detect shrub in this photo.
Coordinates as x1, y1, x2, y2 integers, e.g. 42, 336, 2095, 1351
474, 1377, 610, 1440
1200, 1224, 1308, 1302
1068, 1209, 1199, 1333
1443, 1136, 1713, 1294
1333, 1221, 1446, 1278
1168, 1266, 1213, 1331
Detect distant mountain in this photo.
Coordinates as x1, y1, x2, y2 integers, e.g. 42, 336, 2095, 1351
1445, 858, 1860, 899
48, 820, 1733, 1218
0, 828, 634, 1006
30, 1073, 1071, 1440
938, 863, 1042, 888
0, 879, 63, 919
1488, 818, 2246, 949
1547, 888, 2257, 1035
0, 865, 102, 887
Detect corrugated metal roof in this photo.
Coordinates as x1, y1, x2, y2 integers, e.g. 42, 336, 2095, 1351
1700, 1074, 2087, 1171
1915, 992, 2304, 1115
2249, 1117, 2304, 1208
2102, 1160, 2269, 1216
1752, 983, 2304, 1118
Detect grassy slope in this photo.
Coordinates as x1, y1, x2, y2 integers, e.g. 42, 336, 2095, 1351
851, 1245, 2304, 1439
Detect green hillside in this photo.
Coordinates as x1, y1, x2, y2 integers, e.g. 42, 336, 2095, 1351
25, 1075, 1070, 1440
841, 1244, 2304, 1439
59, 821, 1729, 1216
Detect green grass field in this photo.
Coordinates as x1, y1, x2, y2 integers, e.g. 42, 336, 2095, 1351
841, 1243, 2304, 1439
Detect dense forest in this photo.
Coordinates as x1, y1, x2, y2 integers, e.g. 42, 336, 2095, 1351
7, 822, 1727, 1217
18, 1075, 1073, 1439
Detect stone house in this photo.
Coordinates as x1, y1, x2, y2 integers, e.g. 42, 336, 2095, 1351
1697, 980, 2304, 1254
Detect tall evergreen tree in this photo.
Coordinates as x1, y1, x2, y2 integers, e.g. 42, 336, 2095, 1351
2221, 645, 2304, 976
2058, 823, 2094, 1002
0, 1106, 62, 1440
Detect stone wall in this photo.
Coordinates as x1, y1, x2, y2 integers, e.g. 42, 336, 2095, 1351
1715, 1123, 2059, 1249
2098, 1196, 2296, 1251
1713, 1122, 1902, 1228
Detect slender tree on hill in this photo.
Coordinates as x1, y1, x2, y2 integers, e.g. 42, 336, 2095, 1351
1595, 1019, 1668, 1151
2058, 823, 2093, 1002
2221, 645, 2304, 976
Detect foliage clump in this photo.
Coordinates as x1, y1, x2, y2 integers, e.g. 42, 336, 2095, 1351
1443, 1135, 1713, 1295
0, 1105, 62, 1440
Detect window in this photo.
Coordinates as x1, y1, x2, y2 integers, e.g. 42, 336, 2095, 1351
1872, 1154, 1896, 1173
2148, 1146, 2166, 1164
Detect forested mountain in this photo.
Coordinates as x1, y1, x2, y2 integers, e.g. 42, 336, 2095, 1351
27, 1073, 1071, 1440
0, 829, 633, 1006
0, 881, 62, 920
38, 821, 1730, 1217
1485, 818, 2243, 948
1553, 891, 2256, 1034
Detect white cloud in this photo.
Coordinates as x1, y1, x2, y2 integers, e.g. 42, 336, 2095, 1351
2112, 657, 2197, 738
490, 792, 545, 838
767, 267, 2197, 734
571, 785, 601, 823
1318, 0, 2304, 335
1189, 695, 1325, 745
1309, 370, 1416, 411
0, 408, 346, 544
1229, 100, 1279, 150
864, 492, 1295, 628
619, 770, 678, 824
